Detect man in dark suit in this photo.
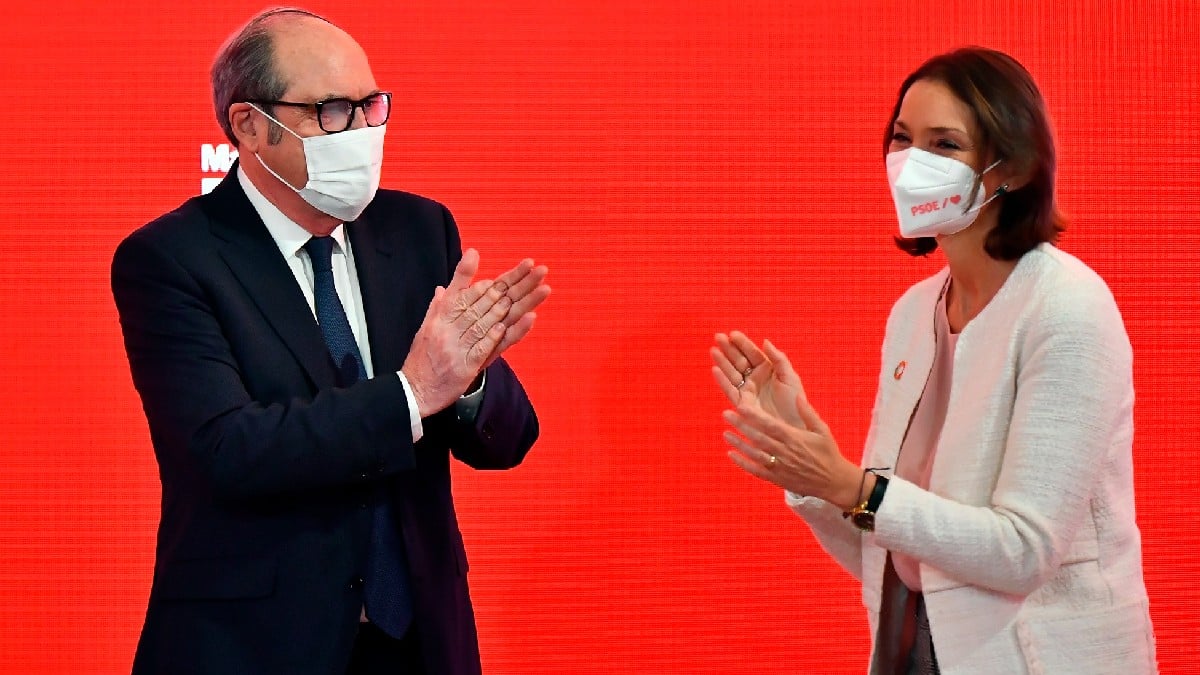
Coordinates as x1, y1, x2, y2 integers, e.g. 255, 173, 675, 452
112, 8, 549, 674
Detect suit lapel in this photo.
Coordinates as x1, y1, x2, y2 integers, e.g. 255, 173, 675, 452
202, 169, 338, 390
348, 212, 415, 376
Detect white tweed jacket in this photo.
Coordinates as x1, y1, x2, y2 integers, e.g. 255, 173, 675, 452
788, 244, 1157, 674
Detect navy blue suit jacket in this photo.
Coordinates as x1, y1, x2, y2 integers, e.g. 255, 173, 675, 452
112, 168, 538, 675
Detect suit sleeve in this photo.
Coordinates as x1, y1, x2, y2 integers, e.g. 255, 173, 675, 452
448, 358, 539, 469
432, 204, 540, 470
112, 230, 419, 503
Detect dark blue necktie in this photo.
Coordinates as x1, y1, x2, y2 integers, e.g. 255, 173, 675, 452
304, 236, 413, 638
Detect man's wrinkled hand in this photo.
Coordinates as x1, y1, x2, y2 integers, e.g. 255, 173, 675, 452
401, 249, 550, 417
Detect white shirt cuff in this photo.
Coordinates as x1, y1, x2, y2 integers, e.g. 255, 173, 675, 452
395, 372, 424, 443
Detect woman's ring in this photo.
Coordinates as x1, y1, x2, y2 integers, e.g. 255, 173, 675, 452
767, 454, 778, 467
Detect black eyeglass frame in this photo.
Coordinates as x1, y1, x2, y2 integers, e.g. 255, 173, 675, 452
246, 91, 392, 133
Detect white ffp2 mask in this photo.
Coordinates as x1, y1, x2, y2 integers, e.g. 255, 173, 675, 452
887, 148, 1003, 238
249, 103, 385, 222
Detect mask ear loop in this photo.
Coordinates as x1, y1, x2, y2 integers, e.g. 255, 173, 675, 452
962, 159, 1006, 211
935, 159, 1009, 237
244, 102, 310, 192
246, 102, 304, 142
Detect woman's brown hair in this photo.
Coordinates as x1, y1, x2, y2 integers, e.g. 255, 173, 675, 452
887, 47, 1065, 259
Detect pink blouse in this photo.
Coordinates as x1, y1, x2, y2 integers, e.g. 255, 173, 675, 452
891, 287, 957, 592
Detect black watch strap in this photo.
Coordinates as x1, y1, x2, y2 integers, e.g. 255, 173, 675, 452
865, 474, 889, 513
848, 473, 890, 532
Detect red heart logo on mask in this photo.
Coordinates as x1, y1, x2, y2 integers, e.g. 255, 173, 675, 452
949, 194, 962, 205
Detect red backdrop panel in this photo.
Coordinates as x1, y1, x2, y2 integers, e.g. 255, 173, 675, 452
0, 1, 1197, 672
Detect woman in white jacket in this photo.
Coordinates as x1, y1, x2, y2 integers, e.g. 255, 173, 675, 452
712, 47, 1156, 675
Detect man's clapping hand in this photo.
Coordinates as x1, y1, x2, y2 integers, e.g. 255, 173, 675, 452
401, 249, 550, 417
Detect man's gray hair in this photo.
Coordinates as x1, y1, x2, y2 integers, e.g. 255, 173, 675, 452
210, 7, 333, 146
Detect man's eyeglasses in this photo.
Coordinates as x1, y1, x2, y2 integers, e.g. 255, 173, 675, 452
246, 92, 392, 134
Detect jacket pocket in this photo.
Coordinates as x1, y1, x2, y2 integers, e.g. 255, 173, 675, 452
155, 556, 277, 600
1016, 598, 1157, 675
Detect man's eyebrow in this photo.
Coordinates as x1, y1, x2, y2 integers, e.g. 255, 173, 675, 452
318, 89, 384, 101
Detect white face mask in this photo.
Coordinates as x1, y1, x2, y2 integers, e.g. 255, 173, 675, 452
887, 148, 1004, 238
248, 103, 385, 222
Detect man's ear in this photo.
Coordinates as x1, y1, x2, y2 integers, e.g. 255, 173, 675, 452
228, 102, 261, 153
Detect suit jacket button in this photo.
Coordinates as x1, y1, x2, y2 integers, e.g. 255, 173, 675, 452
349, 577, 364, 590
359, 502, 369, 509
359, 472, 369, 480
481, 423, 495, 440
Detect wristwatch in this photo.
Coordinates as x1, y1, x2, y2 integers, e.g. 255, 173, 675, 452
846, 474, 889, 532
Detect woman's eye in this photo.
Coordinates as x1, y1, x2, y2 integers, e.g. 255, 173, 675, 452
936, 139, 961, 150
891, 132, 911, 144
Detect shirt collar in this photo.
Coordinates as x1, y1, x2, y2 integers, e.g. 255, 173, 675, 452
236, 165, 346, 259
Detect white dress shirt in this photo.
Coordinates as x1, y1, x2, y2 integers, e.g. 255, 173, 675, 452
236, 167, 425, 442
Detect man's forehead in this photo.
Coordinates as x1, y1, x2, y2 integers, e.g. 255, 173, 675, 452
271, 22, 377, 100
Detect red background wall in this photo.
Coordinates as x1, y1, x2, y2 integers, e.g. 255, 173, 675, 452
1, 1, 1197, 672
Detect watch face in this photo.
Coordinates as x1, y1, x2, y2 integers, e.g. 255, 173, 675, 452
852, 511, 875, 532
